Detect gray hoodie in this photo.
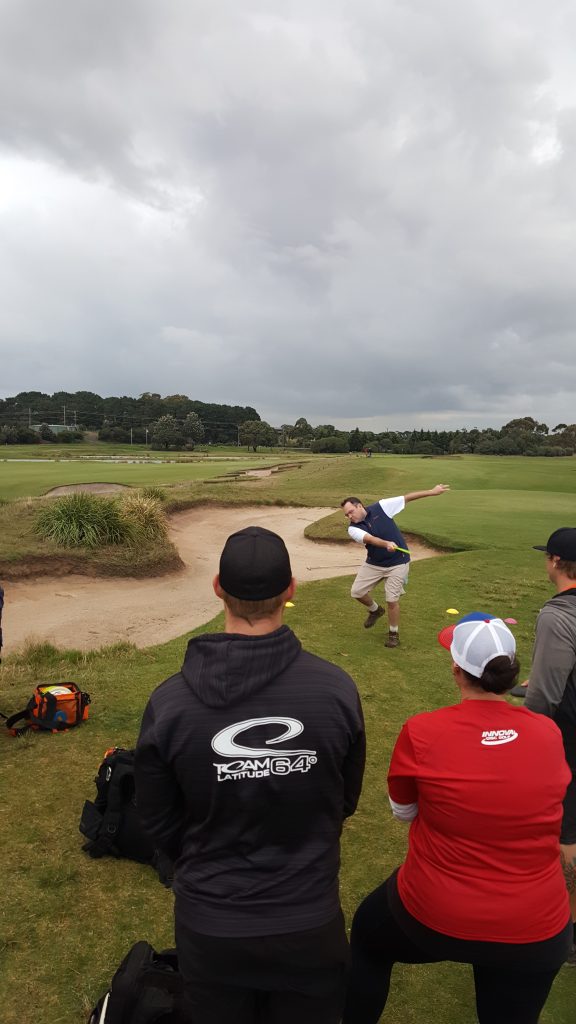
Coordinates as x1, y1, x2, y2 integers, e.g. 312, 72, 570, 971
525, 590, 576, 732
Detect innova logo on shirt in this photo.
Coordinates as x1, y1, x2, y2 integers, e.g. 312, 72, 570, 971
481, 729, 519, 746
211, 716, 318, 782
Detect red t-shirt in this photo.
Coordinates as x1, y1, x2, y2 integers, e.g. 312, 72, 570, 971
388, 701, 571, 942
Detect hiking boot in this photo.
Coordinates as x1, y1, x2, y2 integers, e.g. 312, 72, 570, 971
364, 606, 384, 629
385, 631, 400, 648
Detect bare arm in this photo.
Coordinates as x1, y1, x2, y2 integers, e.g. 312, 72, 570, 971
404, 484, 450, 503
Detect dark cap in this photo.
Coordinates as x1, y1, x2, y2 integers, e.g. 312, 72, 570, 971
533, 527, 576, 561
219, 526, 293, 600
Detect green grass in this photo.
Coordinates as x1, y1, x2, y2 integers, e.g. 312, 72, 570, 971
0, 562, 573, 1023
36, 493, 133, 548
0, 455, 303, 501
0, 442, 310, 461
1, 453, 575, 1022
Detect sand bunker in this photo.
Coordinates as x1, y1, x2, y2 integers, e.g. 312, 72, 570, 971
45, 483, 132, 496
3, 506, 439, 653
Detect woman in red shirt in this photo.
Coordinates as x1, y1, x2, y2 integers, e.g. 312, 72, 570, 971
343, 613, 572, 1024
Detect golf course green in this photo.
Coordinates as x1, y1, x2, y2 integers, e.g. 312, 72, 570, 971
0, 452, 574, 1023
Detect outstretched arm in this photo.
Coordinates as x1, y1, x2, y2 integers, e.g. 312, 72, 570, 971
405, 484, 450, 503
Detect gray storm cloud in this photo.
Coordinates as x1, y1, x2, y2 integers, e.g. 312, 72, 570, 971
1, 0, 575, 428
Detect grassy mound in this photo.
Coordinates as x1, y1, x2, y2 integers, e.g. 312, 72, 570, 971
118, 493, 167, 540
36, 493, 132, 548
35, 492, 167, 549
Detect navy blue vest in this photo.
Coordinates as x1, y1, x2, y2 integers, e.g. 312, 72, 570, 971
358, 502, 410, 568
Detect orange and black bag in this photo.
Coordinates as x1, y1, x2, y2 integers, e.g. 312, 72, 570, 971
2, 683, 90, 736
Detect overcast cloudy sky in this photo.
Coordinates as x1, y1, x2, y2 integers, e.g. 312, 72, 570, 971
1, 0, 575, 430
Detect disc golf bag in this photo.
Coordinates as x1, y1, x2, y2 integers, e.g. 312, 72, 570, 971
87, 941, 183, 1024
80, 747, 174, 886
2, 682, 90, 736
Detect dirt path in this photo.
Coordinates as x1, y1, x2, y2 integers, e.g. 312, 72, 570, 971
3, 506, 439, 653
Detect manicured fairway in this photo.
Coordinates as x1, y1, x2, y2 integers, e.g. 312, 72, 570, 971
0, 457, 274, 500
0, 453, 575, 1023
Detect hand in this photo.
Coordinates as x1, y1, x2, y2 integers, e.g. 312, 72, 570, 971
520, 679, 529, 688
431, 484, 450, 495
384, 541, 398, 552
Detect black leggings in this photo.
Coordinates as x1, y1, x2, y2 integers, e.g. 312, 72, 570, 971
342, 877, 567, 1024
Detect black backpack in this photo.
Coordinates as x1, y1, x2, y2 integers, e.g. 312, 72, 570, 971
80, 748, 173, 886
88, 941, 184, 1024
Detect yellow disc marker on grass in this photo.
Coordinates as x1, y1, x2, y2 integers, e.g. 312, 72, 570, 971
285, 602, 295, 608
446, 608, 460, 615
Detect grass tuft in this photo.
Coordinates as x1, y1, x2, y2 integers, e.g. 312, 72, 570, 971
118, 493, 167, 541
34, 492, 168, 551
36, 493, 131, 548
139, 485, 167, 503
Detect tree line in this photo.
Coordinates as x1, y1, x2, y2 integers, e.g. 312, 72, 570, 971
0, 391, 260, 446
0, 394, 574, 456
304, 417, 575, 456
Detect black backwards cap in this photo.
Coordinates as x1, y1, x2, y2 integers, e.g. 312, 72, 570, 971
219, 526, 293, 600
533, 527, 576, 561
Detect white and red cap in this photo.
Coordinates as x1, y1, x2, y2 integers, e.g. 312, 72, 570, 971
438, 612, 516, 678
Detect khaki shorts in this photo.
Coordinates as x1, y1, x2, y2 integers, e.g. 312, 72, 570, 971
351, 562, 409, 603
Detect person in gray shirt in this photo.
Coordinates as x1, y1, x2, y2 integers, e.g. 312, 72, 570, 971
525, 527, 576, 965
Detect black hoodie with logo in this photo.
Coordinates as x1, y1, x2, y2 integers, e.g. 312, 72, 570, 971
135, 625, 365, 937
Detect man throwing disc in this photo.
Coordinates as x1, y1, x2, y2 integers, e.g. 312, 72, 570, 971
341, 484, 449, 647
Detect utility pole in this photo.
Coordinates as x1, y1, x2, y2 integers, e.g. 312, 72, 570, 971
145, 428, 149, 446
63, 405, 66, 426
130, 427, 133, 445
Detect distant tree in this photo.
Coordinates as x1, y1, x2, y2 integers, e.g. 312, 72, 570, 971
58, 428, 84, 443
348, 428, 367, 452
552, 423, 568, 433
501, 417, 539, 434
182, 412, 205, 448
98, 424, 130, 442
38, 423, 56, 442
150, 415, 184, 450
413, 440, 439, 455
292, 417, 314, 444
311, 435, 349, 453
239, 420, 278, 451
313, 424, 337, 439
0, 424, 37, 444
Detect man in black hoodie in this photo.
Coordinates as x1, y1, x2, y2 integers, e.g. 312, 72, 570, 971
135, 526, 366, 1023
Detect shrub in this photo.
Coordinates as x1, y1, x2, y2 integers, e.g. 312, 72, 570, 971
36, 493, 131, 548
140, 486, 167, 502
311, 435, 349, 453
118, 493, 167, 541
